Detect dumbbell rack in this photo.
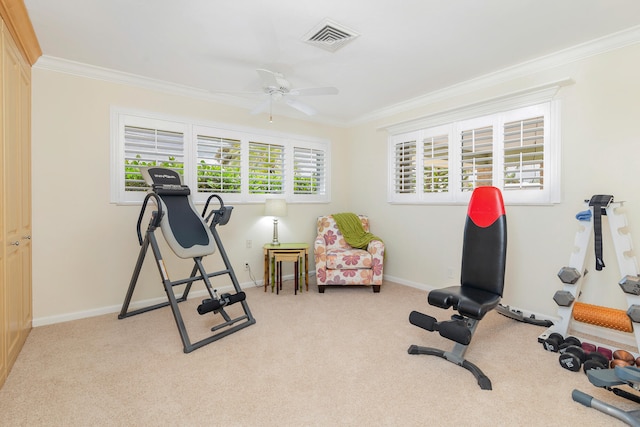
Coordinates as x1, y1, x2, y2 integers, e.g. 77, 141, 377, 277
539, 200, 640, 353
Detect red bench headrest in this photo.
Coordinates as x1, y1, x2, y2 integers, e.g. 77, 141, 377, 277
467, 186, 505, 228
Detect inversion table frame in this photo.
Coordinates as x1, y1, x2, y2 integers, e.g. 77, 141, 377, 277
119, 168, 255, 353
573, 366, 640, 426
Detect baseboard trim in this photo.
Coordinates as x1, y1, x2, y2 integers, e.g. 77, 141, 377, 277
33, 281, 256, 327
382, 274, 435, 292
33, 271, 319, 327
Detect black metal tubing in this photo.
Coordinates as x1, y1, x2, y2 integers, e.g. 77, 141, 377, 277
408, 317, 492, 390
407, 343, 492, 390
136, 193, 162, 245
119, 190, 255, 353
572, 389, 640, 427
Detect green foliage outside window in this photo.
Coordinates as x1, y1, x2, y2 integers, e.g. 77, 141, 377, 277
124, 155, 183, 191
197, 160, 241, 193
126, 155, 319, 194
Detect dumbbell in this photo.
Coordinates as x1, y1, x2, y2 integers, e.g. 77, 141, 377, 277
558, 345, 609, 373
542, 333, 580, 353
610, 349, 636, 368
582, 352, 609, 374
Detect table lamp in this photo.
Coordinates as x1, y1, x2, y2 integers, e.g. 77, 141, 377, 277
264, 198, 287, 245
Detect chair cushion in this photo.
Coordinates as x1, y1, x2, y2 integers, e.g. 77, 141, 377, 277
326, 248, 372, 269
428, 285, 501, 320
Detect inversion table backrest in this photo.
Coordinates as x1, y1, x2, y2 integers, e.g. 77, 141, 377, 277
141, 167, 216, 259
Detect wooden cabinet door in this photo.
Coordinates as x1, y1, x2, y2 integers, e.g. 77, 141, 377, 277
2, 22, 31, 370
0, 44, 4, 385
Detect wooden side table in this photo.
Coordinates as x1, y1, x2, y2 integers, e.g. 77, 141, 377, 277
263, 243, 309, 293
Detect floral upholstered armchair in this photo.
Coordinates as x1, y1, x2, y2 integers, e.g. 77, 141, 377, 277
314, 214, 385, 293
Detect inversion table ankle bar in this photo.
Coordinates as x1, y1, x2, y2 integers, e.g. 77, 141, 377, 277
119, 167, 255, 353
408, 186, 507, 390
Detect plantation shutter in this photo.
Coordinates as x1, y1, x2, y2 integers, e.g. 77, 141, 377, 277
503, 116, 544, 191
423, 133, 449, 193
248, 141, 285, 194
124, 125, 184, 191
293, 146, 326, 195
196, 135, 241, 193
460, 125, 493, 191
394, 138, 417, 194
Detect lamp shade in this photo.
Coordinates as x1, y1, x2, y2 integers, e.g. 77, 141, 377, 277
264, 198, 287, 217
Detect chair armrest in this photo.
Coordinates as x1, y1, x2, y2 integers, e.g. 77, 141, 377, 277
367, 240, 385, 284
314, 234, 326, 250
367, 239, 385, 256
314, 235, 327, 285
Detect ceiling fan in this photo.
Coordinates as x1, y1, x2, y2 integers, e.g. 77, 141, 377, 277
244, 69, 339, 121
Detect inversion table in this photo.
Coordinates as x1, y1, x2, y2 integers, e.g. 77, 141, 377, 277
118, 167, 255, 353
573, 366, 640, 427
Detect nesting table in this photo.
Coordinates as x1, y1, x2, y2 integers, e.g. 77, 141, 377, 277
263, 243, 309, 293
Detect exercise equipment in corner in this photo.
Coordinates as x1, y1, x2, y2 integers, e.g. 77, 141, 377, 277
539, 195, 640, 356
408, 186, 507, 390
574, 366, 640, 426
118, 167, 255, 353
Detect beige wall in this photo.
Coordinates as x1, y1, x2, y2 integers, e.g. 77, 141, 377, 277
32, 41, 640, 325
346, 43, 640, 318
31, 70, 350, 323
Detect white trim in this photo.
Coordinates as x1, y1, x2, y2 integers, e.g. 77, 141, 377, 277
381, 274, 437, 292
387, 101, 559, 205
110, 107, 331, 205
356, 25, 640, 125
33, 273, 314, 327
33, 56, 347, 128
33, 25, 640, 127
381, 78, 572, 134
33, 285, 235, 327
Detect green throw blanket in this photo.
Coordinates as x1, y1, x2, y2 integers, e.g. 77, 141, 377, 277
332, 213, 383, 250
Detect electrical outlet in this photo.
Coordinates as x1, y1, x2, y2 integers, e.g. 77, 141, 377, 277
244, 262, 250, 271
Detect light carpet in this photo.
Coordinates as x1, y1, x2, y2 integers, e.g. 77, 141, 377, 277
0, 280, 632, 426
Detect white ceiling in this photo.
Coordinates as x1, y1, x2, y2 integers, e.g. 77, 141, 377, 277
24, 0, 640, 125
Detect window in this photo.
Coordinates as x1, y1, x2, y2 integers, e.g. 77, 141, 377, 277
248, 142, 285, 194
293, 146, 327, 195
393, 137, 416, 194
388, 101, 559, 205
196, 135, 241, 194
124, 126, 185, 191
423, 132, 449, 193
111, 110, 330, 204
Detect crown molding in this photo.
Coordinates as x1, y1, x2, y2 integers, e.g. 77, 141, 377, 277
33, 24, 640, 128
33, 55, 349, 128
351, 24, 640, 126
380, 78, 573, 134
34, 55, 219, 99
0, 0, 42, 65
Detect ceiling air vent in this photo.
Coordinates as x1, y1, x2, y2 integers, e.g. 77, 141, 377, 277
303, 19, 359, 52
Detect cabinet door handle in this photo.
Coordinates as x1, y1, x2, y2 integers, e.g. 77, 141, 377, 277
10, 241, 20, 246
22, 235, 31, 240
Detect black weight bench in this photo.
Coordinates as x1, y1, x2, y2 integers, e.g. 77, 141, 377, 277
119, 167, 255, 353
408, 186, 507, 390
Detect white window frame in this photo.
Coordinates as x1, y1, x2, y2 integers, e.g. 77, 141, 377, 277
386, 87, 562, 205
110, 108, 331, 205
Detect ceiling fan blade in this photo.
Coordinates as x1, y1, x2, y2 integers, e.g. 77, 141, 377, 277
211, 89, 264, 95
289, 87, 339, 96
285, 98, 316, 116
256, 68, 281, 88
250, 97, 271, 115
